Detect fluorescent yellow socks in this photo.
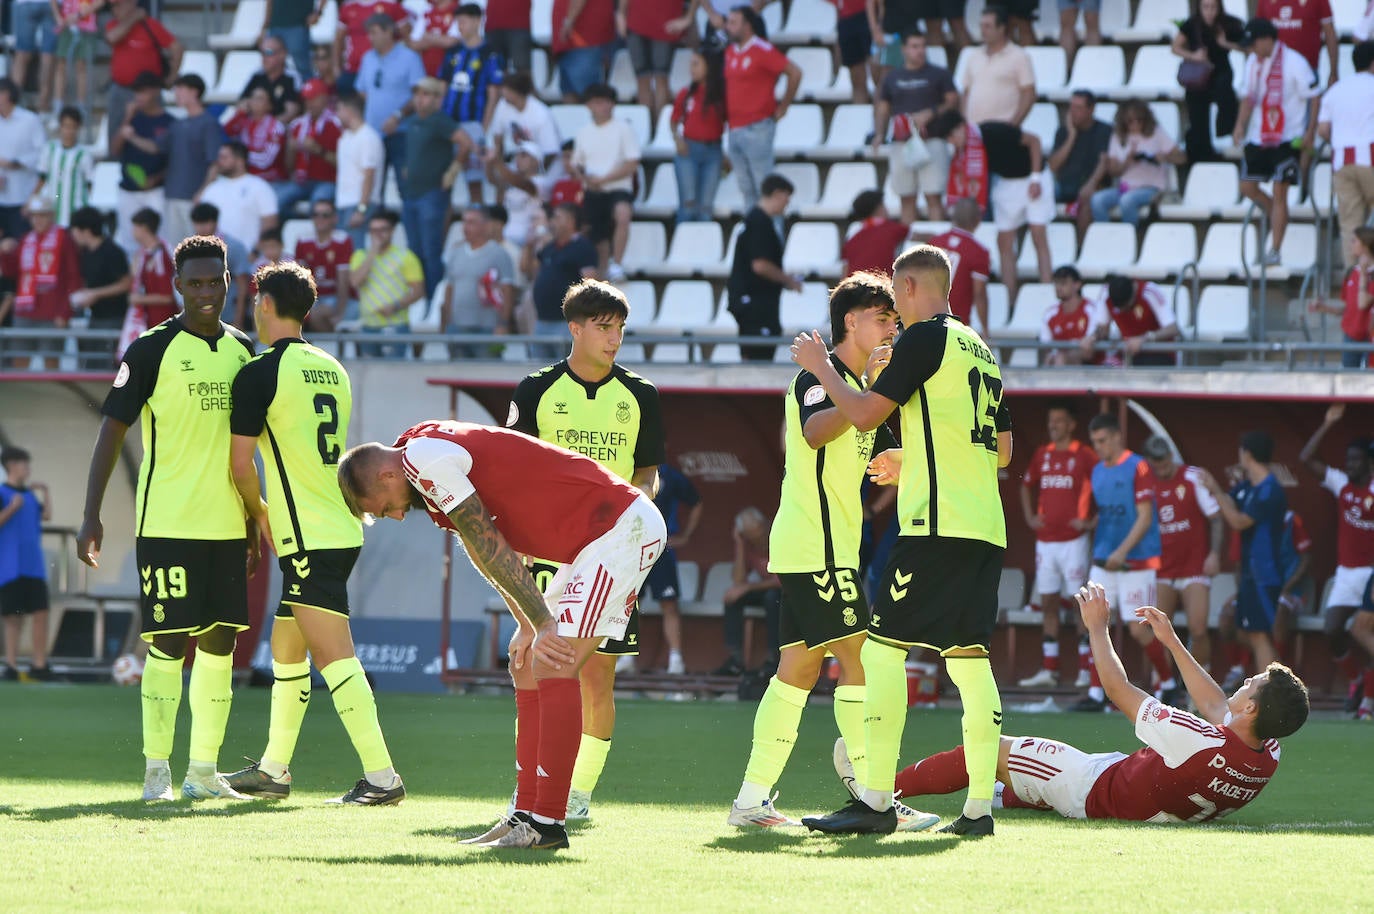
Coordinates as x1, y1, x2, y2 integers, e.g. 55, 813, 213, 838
570, 733, 611, 794
737, 676, 809, 807
322, 657, 395, 783
261, 659, 311, 778
945, 655, 1002, 819
832, 683, 868, 789
858, 639, 908, 811
187, 649, 232, 769
141, 648, 184, 760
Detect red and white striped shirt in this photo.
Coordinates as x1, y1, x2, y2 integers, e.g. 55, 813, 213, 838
1318, 72, 1374, 169
287, 110, 343, 183
134, 240, 178, 326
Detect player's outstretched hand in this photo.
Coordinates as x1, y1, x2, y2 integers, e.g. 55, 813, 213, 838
867, 448, 903, 486
509, 625, 534, 671
1134, 605, 1183, 650
791, 330, 829, 374
1324, 403, 1345, 426
76, 517, 102, 569
1075, 581, 1110, 630
533, 622, 576, 670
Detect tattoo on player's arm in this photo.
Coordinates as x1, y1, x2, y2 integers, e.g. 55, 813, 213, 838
448, 494, 553, 628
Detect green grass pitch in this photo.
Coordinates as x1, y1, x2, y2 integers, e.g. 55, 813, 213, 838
2, 683, 1371, 914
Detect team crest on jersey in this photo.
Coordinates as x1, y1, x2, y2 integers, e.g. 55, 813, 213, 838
506, 402, 519, 426
616, 401, 632, 424
113, 362, 130, 388
803, 385, 826, 407
842, 607, 857, 627
1176, 484, 1186, 499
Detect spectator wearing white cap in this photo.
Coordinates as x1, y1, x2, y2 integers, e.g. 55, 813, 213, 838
278, 79, 344, 216
1317, 42, 1374, 268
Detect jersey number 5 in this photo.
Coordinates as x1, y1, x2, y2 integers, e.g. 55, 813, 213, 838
314, 393, 341, 465
966, 367, 1003, 453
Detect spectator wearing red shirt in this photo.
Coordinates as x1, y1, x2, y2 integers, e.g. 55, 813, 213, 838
1256, 0, 1338, 79
127, 208, 178, 330
3, 197, 80, 370
552, 0, 616, 101
1086, 275, 1180, 367
1043, 265, 1103, 366
484, 0, 532, 74
671, 50, 727, 223
549, 141, 585, 207
1313, 226, 1374, 367
103, 0, 183, 151
1017, 401, 1096, 689
841, 190, 908, 277
926, 197, 991, 335
225, 87, 289, 183
410, 0, 461, 75
723, 7, 801, 211
334, 0, 410, 94
277, 80, 345, 216
618, 0, 691, 114
295, 199, 355, 329
1142, 436, 1224, 672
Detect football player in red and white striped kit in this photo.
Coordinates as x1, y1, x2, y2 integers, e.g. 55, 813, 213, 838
881, 582, 1309, 823
1142, 435, 1224, 681
1018, 400, 1096, 688
337, 421, 667, 850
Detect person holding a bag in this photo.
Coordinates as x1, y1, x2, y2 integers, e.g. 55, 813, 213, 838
1172, 0, 1244, 164
871, 30, 959, 224
104, 0, 182, 153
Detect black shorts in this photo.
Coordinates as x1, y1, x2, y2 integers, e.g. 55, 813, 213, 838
0, 576, 49, 617
836, 13, 872, 68
135, 537, 249, 640
642, 548, 683, 601
581, 189, 634, 243
531, 559, 641, 656
778, 570, 869, 649
1236, 576, 1279, 633
915, 0, 969, 18
273, 547, 361, 619
626, 31, 672, 74
999, 0, 1039, 17
868, 535, 1004, 652
484, 28, 532, 73
1241, 143, 1301, 185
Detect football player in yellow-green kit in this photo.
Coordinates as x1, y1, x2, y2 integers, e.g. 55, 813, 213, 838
726, 272, 938, 833
223, 261, 404, 805
792, 243, 1014, 838
77, 235, 259, 802
502, 278, 663, 823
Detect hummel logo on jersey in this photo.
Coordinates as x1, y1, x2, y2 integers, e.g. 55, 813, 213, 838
141, 565, 153, 595
289, 584, 302, 596
298, 689, 310, 704
889, 569, 913, 601
553, 401, 568, 415
180, 359, 194, 372
292, 556, 311, 578
992, 711, 1003, 726
812, 571, 835, 602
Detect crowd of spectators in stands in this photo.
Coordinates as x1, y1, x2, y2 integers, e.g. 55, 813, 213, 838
2, 2, 1374, 366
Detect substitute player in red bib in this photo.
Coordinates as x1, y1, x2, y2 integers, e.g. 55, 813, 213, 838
1142, 435, 1224, 678
336, 421, 666, 850
1085, 274, 1180, 366
882, 581, 1309, 823
927, 198, 991, 337
1018, 400, 1095, 689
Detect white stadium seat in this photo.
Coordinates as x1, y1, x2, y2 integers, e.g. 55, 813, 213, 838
549, 105, 590, 143
1196, 224, 1260, 280
644, 106, 676, 159
208, 51, 260, 104
531, 49, 560, 102
310, 0, 338, 46
208, 0, 265, 50
1193, 285, 1252, 341
617, 105, 653, 149
668, 48, 693, 94
609, 49, 637, 102
662, 222, 725, 278
1026, 46, 1068, 97
531, 0, 554, 45
1021, 102, 1061, 153
89, 162, 121, 212
178, 51, 219, 94
779, 283, 830, 334
812, 162, 878, 218
1076, 223, 1138, 279
1128, 222, 1198, 280
787, 48, 848, 103
712, 175, 744, 217
776, 0, 837, 43
1095, 0, 1133, 39
1016, 222, 1077, 279
818, 104, 875, 159
652, 281, 716, 333
778, 162, 821, 212
1333, 0, 1372, 36
637, 165, 678, 219
1124, 45, 1186, 100
1116, 0, 1188, 42
984, 284, 1010, 337
773, 105, 824, 156
1050, 45, 1125, 101
782, 223, 841, 278
281, 219, 312, 254
1004, 283, 1056, 341
1158, 163, 1242, 221
1277, 223, 1320, 277
618, 281, 657, 325
621, 222, 667, 276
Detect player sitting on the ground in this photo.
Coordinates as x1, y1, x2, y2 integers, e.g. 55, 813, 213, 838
876, 581, 1309, 823
336, 421, 666, 850
222, 261, 404, 805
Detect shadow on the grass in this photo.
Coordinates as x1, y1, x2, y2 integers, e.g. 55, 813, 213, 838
0, 799, 299, 822
413, 820, 591, 841
705, 831, 963, 858
290, 851, 572, 867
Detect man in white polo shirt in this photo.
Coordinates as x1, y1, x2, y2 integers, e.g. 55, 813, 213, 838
1317, 41, 1374, 267
336, 93, 386, 253
197, 141, 279, 253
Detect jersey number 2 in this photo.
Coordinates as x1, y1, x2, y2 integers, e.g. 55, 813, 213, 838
314, 393, 341, 465
966, 368, 1003, 453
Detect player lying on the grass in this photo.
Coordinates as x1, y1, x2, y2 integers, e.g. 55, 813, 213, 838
337, 421, 666, 850
222, 261, 404, 805
876, 581, 1309, 822
727, 272, 942, 831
